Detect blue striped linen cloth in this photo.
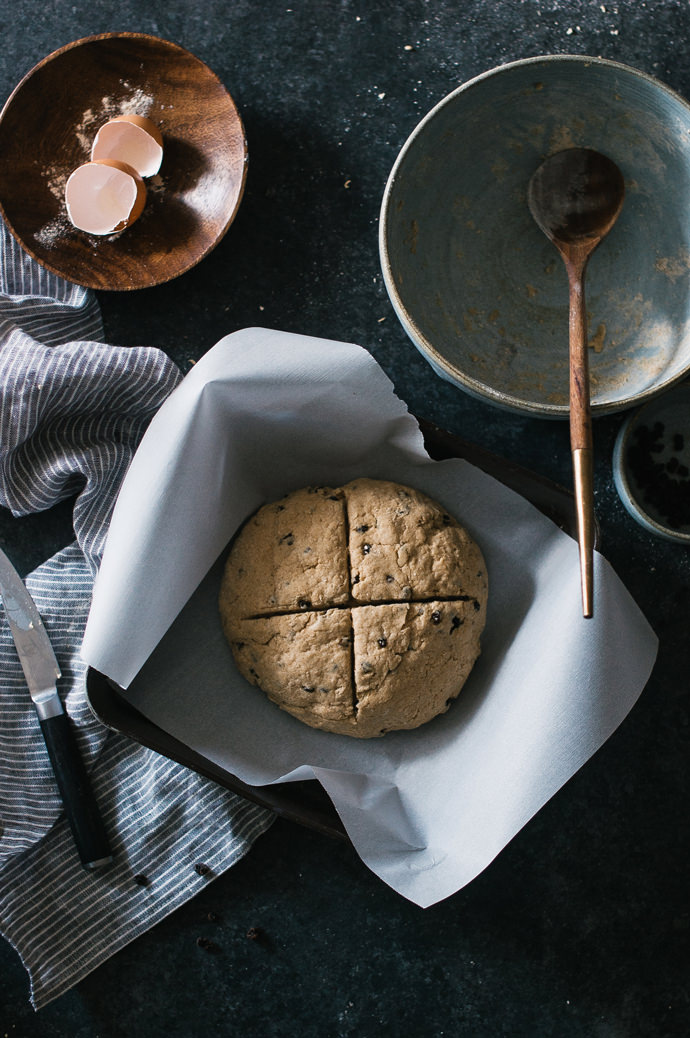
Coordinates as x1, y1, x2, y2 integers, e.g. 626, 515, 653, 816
0, 223, 274, 1009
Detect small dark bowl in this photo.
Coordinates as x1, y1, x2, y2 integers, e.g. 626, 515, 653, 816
0, 33, 248, 290
613, 381, 690, 543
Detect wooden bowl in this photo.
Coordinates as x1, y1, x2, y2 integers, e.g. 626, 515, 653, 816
0, 33, 248, 290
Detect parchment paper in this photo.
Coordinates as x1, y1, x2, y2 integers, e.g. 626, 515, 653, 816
82, 328, 658, 907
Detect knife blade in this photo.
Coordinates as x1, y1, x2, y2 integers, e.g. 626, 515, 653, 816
0, 547, 112, 869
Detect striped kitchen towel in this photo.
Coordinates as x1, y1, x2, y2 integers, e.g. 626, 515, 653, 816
0, 223, 274, 1009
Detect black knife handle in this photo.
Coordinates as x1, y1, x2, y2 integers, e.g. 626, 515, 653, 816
39, 711, 113, 869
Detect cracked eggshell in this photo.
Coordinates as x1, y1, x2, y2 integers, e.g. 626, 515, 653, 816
90, 114, 164, 177
65, 159, 147, 235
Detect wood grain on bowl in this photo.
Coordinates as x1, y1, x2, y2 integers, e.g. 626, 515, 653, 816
0, 33, 247, 290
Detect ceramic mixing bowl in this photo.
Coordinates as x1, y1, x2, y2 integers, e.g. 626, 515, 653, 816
380, 55, 690, 417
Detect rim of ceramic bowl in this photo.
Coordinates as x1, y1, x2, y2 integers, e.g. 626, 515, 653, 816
612, 381, 690, 543
380, 53, 690, 419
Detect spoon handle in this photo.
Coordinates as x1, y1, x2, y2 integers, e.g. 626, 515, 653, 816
566, 253, 594, 618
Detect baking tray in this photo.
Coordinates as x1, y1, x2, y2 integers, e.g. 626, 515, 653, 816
86, 419, 590, 841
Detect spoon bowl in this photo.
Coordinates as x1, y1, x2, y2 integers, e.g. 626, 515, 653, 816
528, 148, 625, 247
528, 147, 625, 618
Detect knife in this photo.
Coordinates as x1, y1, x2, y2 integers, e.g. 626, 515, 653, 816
0, 547, 112, 870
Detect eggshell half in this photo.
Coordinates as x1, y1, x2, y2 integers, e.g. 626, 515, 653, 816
65, 159, 147, 235
91, 115, 164, 177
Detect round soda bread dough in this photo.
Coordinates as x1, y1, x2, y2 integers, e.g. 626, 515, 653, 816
218, 478, 488, 737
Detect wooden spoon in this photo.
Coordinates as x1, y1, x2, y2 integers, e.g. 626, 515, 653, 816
528, 148, 625, 618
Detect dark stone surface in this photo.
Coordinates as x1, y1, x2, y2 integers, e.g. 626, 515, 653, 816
1, 1, 688, 1034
